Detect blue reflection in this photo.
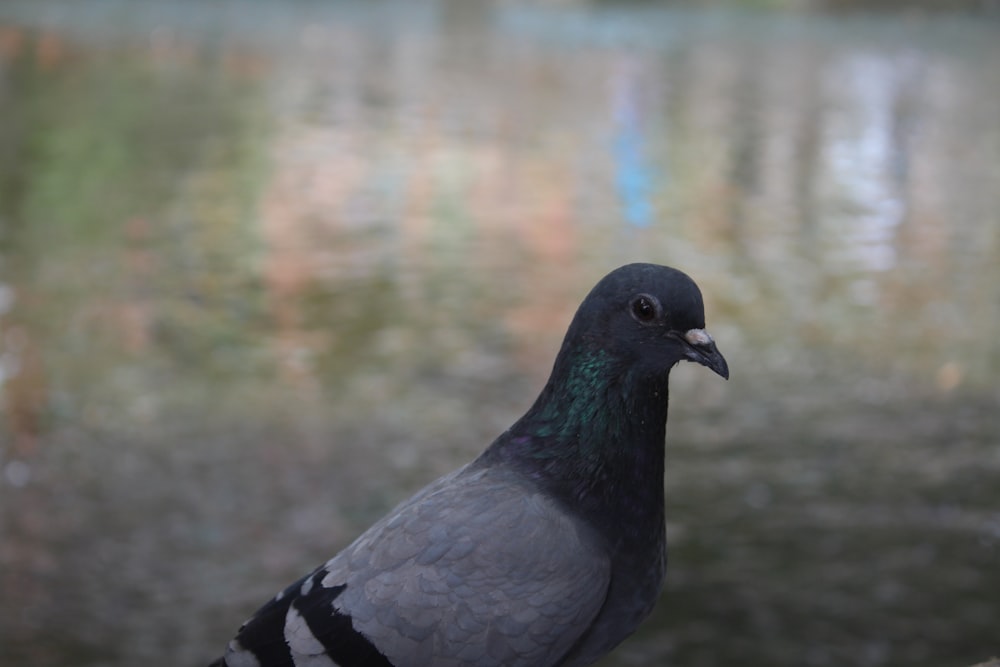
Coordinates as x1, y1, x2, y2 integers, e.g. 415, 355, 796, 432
612, 60, 657, 230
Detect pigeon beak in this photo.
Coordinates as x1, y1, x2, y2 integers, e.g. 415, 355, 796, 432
675, 328, 729, 380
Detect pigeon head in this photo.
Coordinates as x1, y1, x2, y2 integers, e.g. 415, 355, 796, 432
506, 262, 727, 453
560, 263, 729, 381
496, 262, 728, 535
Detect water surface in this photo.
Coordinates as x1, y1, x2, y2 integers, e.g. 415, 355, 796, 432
1, 2, 998, 666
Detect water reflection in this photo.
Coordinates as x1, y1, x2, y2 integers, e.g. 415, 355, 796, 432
0, 2, 998, 667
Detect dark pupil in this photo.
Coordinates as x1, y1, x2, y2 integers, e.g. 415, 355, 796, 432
635, 298, 654, 319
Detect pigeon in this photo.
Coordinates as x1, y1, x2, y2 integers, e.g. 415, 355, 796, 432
210, 262, 729, 667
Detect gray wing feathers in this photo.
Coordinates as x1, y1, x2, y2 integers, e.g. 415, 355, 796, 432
319, 466, 611, 667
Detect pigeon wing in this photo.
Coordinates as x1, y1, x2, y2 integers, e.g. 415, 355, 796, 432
222, 465, 610, 667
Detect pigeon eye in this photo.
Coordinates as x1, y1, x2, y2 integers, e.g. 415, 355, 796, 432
630, 294, 661, 323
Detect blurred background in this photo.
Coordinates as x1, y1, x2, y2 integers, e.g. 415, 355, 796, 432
1, 0, 998, 665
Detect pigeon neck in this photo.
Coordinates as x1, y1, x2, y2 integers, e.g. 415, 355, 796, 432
490, 347, 670, 541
